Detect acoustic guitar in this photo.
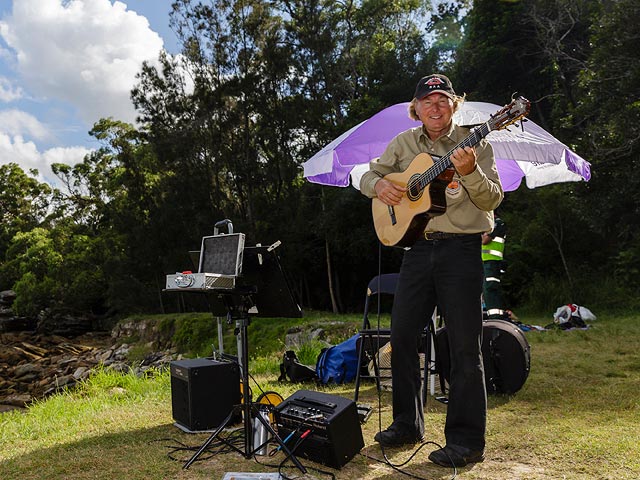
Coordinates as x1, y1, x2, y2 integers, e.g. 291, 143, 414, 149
372, 96, 531, 247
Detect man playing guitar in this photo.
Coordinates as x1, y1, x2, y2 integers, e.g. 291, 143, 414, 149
359, 73, 504, 467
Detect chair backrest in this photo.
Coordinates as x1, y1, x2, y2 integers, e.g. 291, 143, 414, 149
367, 273, 399, 297
363, 273, 399, 329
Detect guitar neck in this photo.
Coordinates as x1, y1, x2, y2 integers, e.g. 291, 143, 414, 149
415, 122, 493, 190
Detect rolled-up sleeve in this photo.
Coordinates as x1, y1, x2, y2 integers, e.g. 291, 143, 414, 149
460, 140, 503, 211
359, 137, 405, 198
359, 165, 384, 198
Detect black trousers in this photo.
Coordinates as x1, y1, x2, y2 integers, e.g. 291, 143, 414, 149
390, 234, 487, 451
483, 260, 505, 319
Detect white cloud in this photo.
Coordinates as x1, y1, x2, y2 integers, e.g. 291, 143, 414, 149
0, 109, 50, 140
0, 132, 91, 184
0, 76, 23, 101
42, 145, 91, 169
0, 0, 163, 125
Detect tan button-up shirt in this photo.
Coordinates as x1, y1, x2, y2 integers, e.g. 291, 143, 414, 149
359, 121, 503, 234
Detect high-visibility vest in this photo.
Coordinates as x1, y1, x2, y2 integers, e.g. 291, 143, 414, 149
482, 219, 506, 262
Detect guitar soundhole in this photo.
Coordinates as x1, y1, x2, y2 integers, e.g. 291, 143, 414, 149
407, 175, 423, 201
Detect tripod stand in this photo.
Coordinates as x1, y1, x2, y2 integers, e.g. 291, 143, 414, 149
183, 288, 306, 472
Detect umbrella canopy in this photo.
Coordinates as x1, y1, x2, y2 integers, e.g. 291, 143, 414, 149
303, 101, 591, 191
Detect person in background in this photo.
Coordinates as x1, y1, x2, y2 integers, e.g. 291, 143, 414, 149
359, 73, 503, 467
482, 216, 507, 320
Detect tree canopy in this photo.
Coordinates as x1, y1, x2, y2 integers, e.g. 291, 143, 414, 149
1, 0, 638, 322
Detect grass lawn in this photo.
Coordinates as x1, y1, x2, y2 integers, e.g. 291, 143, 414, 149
1, 312, 639, 479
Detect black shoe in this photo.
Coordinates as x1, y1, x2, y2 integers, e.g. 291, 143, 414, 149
428, 444, 485, 467
374, 424, 423, 447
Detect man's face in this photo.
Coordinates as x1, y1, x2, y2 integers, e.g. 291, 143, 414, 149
415, 93, 454, 138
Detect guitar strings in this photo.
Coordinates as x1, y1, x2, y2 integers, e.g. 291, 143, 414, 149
405, 98, 528, 194
407, 122, 491, 192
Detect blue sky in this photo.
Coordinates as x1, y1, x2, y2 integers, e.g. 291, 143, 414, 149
0, 0, 179, 185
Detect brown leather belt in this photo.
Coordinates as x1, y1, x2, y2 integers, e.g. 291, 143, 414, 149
424, 231, 472, 241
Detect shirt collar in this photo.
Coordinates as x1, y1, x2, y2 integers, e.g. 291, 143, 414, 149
416, 121, 458, 146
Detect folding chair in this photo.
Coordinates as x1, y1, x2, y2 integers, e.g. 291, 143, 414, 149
353, 274, 438, 403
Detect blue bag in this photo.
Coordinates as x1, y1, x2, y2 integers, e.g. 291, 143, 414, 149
315, 334, 360, 384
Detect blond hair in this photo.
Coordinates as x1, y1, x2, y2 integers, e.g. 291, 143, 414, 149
408, 93, 466, 121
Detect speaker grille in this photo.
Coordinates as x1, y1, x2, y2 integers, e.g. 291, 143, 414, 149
170, 358, 240, 431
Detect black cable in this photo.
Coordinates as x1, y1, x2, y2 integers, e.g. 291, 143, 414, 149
248, 371, 267, 400
265, 415, 340, 480
278, 429, 311, 474
276, 430, 336, 480
279, 462, 336, 480
375, 240, 385, 459
267, 424, 303, 458
370, 241, 458, 480
153, 431, 245, 463
360, 442, 457, 480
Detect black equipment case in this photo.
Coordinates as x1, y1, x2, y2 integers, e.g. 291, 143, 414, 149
436, 319, 531, 394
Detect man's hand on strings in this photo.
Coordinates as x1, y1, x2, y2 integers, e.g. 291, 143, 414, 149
375, 179, 407, 206
450, 146, 477, 176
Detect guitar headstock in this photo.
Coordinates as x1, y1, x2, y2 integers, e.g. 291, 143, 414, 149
488, 96, 531, 131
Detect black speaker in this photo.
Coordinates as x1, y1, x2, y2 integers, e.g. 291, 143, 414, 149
170, 358, 240, 431
275, 389, 364, 469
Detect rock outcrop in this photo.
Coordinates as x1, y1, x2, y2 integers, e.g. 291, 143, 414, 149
0, 329, 182, 414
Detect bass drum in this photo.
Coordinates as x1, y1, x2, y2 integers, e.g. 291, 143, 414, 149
435, 319, 531, 395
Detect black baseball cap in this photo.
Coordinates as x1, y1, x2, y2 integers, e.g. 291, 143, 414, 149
413, 74, 455, 100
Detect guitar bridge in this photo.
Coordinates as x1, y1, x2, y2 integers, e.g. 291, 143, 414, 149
388, 205, 397, 225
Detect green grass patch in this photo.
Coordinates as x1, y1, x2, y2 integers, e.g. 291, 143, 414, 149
1, 312, 639, 479
295, 339, 327, 365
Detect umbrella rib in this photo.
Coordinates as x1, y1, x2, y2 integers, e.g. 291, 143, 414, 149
304, 101, 590, 189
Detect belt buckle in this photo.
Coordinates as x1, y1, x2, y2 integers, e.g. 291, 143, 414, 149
425, 231, 458, 241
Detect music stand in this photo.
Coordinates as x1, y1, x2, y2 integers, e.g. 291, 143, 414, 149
182, 240, 305, 472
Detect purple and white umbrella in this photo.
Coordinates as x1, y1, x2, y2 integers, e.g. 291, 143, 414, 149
303, 102, 591, 191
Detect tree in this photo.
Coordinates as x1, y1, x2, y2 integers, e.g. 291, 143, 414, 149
129, 0, 446, 312
7, 227, 108, 318
276, 0, 440, 311
573, 0, 640, 294
0, 164, 53, 290
46, 119, 175, 315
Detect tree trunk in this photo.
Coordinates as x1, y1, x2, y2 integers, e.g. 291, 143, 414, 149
320, 189, 339, 313
546, 224, 575, 300
325, 236, 339, 313
156, 274, 166, 314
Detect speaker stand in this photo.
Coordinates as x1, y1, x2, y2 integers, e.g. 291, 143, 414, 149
183, 289, 306, 473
